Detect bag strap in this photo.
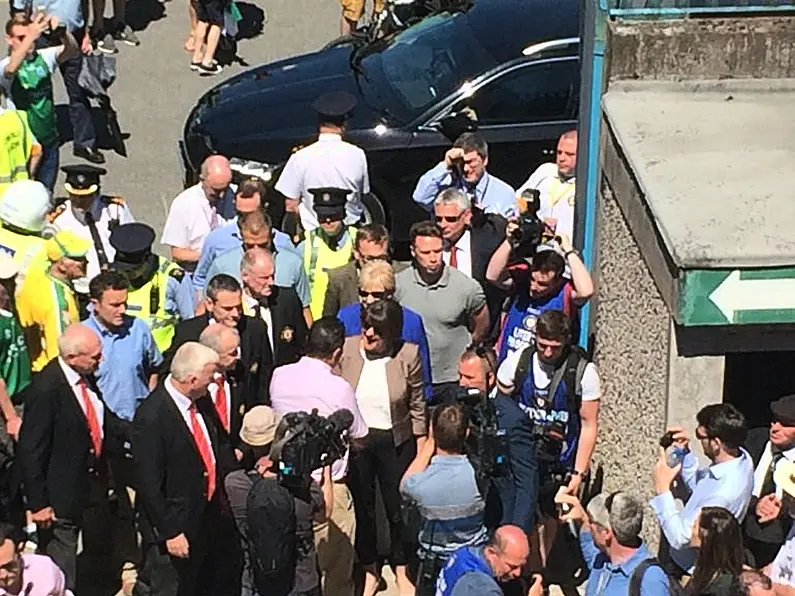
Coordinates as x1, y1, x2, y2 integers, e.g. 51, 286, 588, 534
511, 346, 534, 397
628, 558, 660, 596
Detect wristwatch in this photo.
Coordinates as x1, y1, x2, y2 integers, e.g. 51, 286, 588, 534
564, 249, 579, 260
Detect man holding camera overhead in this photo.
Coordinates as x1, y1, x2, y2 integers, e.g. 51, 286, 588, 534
412, 132, 518, 219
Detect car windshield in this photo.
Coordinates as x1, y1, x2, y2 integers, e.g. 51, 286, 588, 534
361, 11, 498, 124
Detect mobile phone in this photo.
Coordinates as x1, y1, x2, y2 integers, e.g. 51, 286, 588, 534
659, 431, 675, 449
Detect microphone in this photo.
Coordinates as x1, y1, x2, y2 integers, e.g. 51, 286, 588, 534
328, 408, 354, 433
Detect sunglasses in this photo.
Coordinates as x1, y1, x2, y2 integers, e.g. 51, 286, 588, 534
243, 242, 270, 250
435, 215, 461, 223
359, 290, 390, 300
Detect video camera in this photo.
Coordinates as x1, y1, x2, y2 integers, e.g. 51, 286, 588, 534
274, 408, 353, 488
511, 188, 545, 259
454, 387, 508, 488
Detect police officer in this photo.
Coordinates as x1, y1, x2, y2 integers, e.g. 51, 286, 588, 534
109, 223, 194, 353
275, 91, 370, 234
0, 179, 51, 285
297, 187, 358, 320
48, 164, 135, 288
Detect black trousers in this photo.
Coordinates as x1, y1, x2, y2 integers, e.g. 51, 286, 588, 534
57, 41, 96, 151
349, 429, 416, 566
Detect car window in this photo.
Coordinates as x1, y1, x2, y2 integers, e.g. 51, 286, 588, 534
362, 12, 498, 123
458, 58, 579, 126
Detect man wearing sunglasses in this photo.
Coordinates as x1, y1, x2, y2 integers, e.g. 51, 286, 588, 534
650, 403, 753, 574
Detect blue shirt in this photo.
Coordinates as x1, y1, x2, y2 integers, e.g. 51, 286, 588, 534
338, 302, 433, 401
401, 454, 488, 558
412, 162, 518, 219
440, 547, 501, 596
649, 449, 754, 572
580, 531, 670, 596
205, 245, 310, 307
166, 273, 196, 319
83, 314, 163, 421
193, 220, 296, 293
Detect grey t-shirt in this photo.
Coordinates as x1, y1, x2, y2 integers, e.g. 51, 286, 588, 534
395, 265, 486, 384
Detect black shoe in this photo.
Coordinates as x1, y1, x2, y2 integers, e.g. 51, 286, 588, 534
197, 62, 223, 76
73, 147, 106, 164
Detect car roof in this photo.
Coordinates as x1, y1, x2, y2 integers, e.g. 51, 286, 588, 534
467, 0, 580, 64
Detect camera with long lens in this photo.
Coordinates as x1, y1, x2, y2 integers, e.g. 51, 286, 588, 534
531, 418, 566, 465
454, 387, 508, 489
511, 188, 545, 258
274, 409, 353, 488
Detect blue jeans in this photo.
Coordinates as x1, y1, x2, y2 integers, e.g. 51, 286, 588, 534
35, 144, 59, 191
57, 49, 96, 151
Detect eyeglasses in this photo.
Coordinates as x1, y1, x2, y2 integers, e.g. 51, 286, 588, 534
359, 290, 390, 300
435, 215, 461, 224
604, 491, 619, 513
243, 242, 270, 250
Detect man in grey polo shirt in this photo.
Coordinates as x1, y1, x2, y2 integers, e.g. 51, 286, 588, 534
396, 220, 488, 405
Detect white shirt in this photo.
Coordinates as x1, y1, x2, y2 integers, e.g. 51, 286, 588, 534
752, 441, 795, 498
442, 230, 473, 279
354, 349, 392, 430
497, 350, 601, 402
58, 357, 104, 439
274, 133, 370, 231
161, 183, 230, 253
164, 376, 216, 467
771, 523, 795, 587
208, 374, 232, 431
517, 162, 576, 239
243, 293, 274, 350
51, 197, 135, 284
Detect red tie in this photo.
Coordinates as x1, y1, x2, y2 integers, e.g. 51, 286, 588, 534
449, 246, 458, 269
213, 375, 229, 433
189, 405, 216, 501
77, 379, 102, 457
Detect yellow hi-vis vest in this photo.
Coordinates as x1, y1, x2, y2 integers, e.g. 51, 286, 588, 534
0, 109, 33, 199
0, 226, 47, 289
303, 227, 356, 320
125, 257, 182, 352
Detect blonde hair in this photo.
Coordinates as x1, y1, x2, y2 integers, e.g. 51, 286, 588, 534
359, 260, 394, 293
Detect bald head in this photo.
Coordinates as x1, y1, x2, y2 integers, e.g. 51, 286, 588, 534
484, 525, 530, 582
59, 324, 103, 375
200, 155, 232, 200
199, 323, 240, 371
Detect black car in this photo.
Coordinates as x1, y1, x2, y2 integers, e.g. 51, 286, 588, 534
180, 0, 580, 246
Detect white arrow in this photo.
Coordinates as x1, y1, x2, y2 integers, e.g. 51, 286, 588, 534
708, 270, 795, 322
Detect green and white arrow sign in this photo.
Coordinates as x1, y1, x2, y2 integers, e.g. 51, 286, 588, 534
678, 268, 795, 326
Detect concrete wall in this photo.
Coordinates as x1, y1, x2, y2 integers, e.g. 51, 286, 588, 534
592, 184, 671, 542
607, 16, 795, 81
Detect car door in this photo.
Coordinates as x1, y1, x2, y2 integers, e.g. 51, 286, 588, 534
411, 56, 580, 190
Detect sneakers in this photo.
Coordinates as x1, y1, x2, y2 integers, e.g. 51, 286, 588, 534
197, 61, 223, 76
96, 33, 118, 54
115, 25, 140, 46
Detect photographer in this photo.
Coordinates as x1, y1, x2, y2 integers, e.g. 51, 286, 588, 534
400, 402, 488, 595
1, 12, 78, 189
496, 309, 601, 567
554, 490, 672, 596
412, 132, 517, 219
224, 406, 333, 596
457, 346, 537, 534
487, 222, 594, 362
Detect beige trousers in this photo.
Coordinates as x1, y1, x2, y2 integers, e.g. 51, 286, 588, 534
314, 482, 357, 596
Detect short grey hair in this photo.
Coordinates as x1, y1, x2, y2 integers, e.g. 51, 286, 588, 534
170, 342, 219, 382
434, 188, 471, 212
199, 324, 240, 354
586, 492, 643, 546
241, 247, 273, 275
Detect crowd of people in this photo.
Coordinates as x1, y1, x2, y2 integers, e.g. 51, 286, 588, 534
0, 22, 789, 596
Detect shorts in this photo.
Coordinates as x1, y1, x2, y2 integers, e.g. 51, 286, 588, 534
340, 0, 384, 22
195, 0, 226, 27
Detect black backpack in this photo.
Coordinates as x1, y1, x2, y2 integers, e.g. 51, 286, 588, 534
512, 344, 590, 418
246, 473, 297, 596
628, 558, 684, 596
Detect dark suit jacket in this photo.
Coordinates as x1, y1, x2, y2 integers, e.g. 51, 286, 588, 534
322, 261, 410, 318
487, 392, 537, 534
339, 337, 427, 446
16, 359, 122, 520
743, 427, 792, 546
470, 215, 508, 341
164, 313, 272, 404
132, 385, 237, 544
247, 287, 306, 368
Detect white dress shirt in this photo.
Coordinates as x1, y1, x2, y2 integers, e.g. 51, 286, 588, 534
443, 230, 473, 279
208, 374, 232, 431
58, 357, 104, 439
244, 293, 274, 350
354, 349, 392, 431
517, 162, 576, 239
164, 376, 216, 467
752, 441, 795, 499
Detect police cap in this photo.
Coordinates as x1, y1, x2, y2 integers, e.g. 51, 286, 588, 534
312, 91, 356, 119
61, 164, 107, 196
309, 187, 349, 221
109, 222, 156, 268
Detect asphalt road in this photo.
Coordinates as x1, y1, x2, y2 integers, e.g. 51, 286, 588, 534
41, 0, 344, 243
